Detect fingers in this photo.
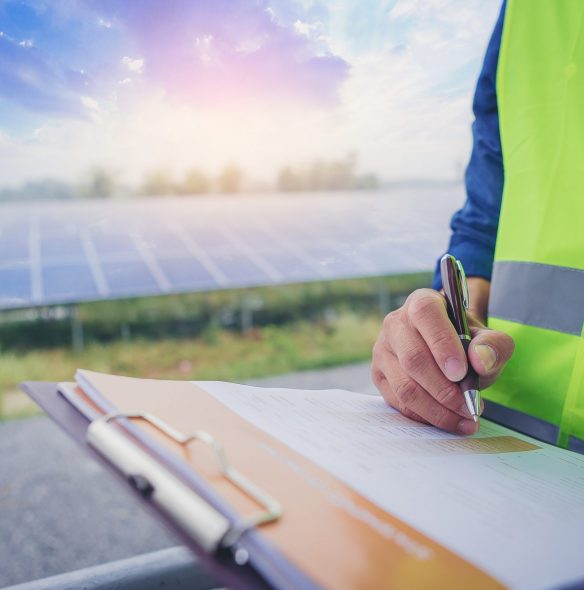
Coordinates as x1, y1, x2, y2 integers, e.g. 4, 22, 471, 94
371, 369, 427, 424
405, 289, 468, 381
384, 316, 474, 419
372, 347, 478, 435
468, 328, 515, 388
371, 286, 514, 435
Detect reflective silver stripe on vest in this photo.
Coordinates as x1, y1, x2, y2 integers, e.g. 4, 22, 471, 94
489, 261, 584, 336
483, 399, 559, 444
483, 400, 584, 454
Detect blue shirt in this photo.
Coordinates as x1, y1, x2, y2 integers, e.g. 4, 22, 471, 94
432, 1, 507, 291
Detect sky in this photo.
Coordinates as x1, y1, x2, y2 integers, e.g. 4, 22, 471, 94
0, 0, 502, 187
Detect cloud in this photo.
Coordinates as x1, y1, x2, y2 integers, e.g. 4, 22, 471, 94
97, 17, 112, 29
0, 129, 14, 153
90, 0, 349, 106
80, 95, 99, 111
194, 35, 215, 65
0, 0, 349, 119
121, 55, 144, 74
320, 0, 501, 178
293, 20, 321, 37
0, 0, 502, 187
0, 32, 86, 117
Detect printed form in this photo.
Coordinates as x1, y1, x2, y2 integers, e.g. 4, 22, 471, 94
197, 382, 584, 590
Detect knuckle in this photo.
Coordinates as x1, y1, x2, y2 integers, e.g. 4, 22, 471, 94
371, 340, 383, 361
401, 345, 429, 375
432, 406, 455, 431
382, 309, 400, 332
430, 329, 456, 352
371, 366, 384, 386
408, 290, 441, 322
406, 287, 435, 304
394, 378, 419, 408
433, 381, 461, 407
372, 338, 393, 364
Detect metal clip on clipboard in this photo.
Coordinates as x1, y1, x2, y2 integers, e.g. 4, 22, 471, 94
86, 411, 283, 555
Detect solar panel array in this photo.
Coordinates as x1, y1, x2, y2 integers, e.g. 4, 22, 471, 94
0, 187, 462, 309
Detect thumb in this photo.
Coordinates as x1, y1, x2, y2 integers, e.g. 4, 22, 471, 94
468, 328, 515, 380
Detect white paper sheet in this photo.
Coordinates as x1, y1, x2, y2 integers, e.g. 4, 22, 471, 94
196, 382, 584, 590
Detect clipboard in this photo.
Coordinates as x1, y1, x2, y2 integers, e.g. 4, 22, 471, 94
22, 373, 511, 590
21, 372, 584, 590
21, 381, 315, 590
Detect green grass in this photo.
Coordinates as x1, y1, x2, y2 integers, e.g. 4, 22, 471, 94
1, 273, 433, 420
0, 273, 430, 350
1, 311, 381, 420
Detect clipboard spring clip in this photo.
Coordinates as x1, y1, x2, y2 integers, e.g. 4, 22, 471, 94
92, 412, 282, 550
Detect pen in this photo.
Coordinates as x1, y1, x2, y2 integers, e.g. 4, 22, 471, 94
440, 254, 481, 422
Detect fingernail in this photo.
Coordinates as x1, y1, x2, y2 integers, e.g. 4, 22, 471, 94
458, 419, 477, 435
444, 357, 466, 381
475, 344, 497, 372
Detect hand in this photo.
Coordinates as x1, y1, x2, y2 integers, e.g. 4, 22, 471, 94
371, 280, 514, 435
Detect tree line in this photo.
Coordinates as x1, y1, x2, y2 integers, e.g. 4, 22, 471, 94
0, 156, 380, 201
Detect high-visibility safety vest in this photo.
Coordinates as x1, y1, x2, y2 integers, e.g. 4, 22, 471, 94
486, 0, 584, 448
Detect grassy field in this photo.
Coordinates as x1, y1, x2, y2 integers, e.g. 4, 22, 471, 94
1, 273, 431, 420
1, 311, 382, 420
0, 273, 429, 350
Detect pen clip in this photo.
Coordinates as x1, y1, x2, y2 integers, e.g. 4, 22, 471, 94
455, 259, 469, 310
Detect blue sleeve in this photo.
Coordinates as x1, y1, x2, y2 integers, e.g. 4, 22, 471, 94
432, 1, 506, 291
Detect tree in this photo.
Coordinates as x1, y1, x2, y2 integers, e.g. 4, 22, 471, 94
139, 169, 175, 197
276, 154, 365, 192
277, 166, 303, 191
217, 164, 243, 194
352, 173, 379, 190
177, 169, 210, 195
84, 167, 116, 199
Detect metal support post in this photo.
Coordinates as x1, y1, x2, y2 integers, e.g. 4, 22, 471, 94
377, 281, 391, 316
70, 305, 84, 352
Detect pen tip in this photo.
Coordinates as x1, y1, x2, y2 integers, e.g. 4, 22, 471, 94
472, 415, 479, 423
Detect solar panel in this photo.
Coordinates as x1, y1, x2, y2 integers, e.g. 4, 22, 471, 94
209, 250, 273, 284
0, 267, 31, 302
0, 237, 28, 264
141, 232, 190, 255
92, 233, 141, 258
101, 260, 162, 297
156, 258, 218, 289
42, 264, 99, 300
0, 187, 462, 309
